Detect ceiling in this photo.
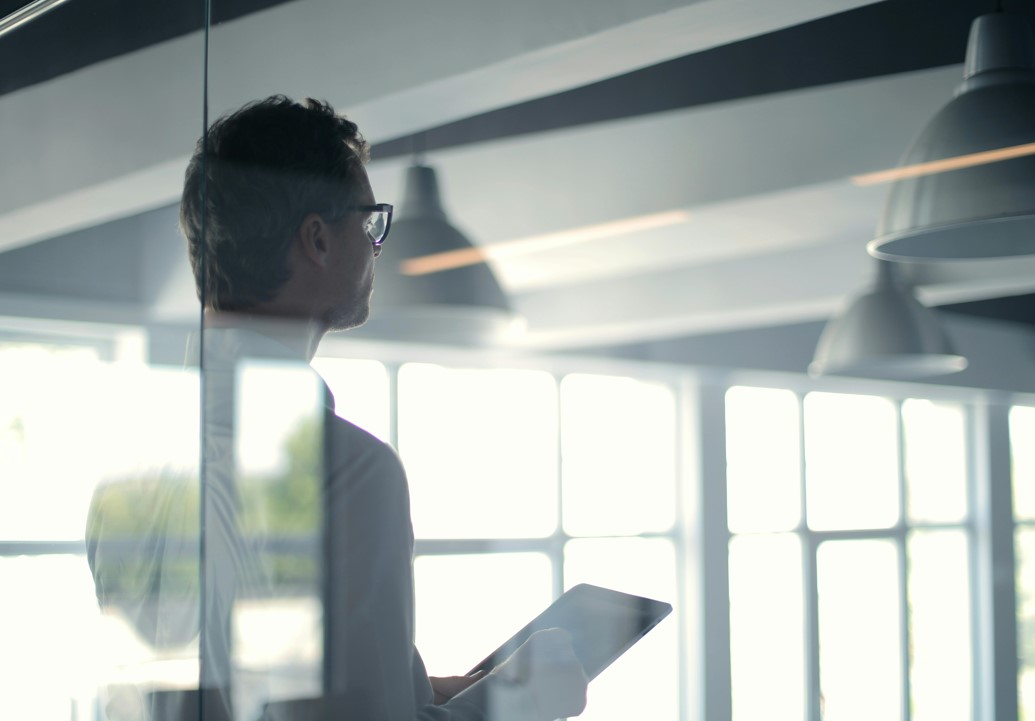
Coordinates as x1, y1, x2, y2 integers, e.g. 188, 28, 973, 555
2, 0, 1035, 381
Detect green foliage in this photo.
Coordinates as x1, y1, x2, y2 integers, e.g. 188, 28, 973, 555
87, 412, 323, 602
86, 471, 200, 603
239, 414, 321, 535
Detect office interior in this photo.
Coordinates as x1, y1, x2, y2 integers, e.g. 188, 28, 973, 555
2, 0, 1035, 719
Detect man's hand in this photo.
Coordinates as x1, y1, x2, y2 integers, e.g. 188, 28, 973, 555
430, 671, 487, 705
491, 628, 588, 720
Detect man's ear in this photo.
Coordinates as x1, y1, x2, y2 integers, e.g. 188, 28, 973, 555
296, 213, 332, 267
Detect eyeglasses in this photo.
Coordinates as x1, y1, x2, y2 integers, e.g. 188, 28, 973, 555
346, 203, 393, 256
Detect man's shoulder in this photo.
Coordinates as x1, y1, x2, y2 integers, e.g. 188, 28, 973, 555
326, 412, 384, 445
325, 413, 403, 470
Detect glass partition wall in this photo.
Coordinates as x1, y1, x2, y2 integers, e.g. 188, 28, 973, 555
0, 0, 208, 719
3, 1, 1034, 721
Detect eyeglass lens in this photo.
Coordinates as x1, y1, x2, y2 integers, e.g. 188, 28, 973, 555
364, 212, 388, 244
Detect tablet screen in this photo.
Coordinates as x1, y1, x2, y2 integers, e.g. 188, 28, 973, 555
468, 583, 672, 680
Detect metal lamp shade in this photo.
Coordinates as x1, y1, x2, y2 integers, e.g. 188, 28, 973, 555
869, 13, 1035, 261
362, 164, 518, 346
810, 265, 967, 378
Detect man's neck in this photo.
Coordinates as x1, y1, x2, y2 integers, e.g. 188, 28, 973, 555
203, 309, 325, 362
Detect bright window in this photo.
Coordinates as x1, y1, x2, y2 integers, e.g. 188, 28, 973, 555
414, 552, 553, 676
8, 331, 1023, 721
908, 530, 972, 721
726, 386, 973, 721
817, 540, 903, 721
311, 357, 391, 442
560, 373, 677, 537
728, 533, 805, 721
399, 363, 559, 539
725, 386, 801, 533
0, 340, 202, 721
402, 368, 682, 720
804, 392, 898, 531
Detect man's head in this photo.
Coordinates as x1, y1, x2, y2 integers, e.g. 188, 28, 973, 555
180, 95, 375, 326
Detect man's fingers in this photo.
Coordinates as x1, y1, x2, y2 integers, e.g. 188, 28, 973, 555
430, 672, 487, 704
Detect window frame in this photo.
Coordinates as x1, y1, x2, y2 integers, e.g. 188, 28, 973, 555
1, 323, 1030, 721
714, 368, 1031, 721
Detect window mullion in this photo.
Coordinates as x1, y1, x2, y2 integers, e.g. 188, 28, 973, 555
972, 400, 1020, 721
553, 373, 566, 599
386, 361, 401, 450
803, 532, 821, 721
675, 374, 703, 721
895, 399, 912, 721
800, 392, 822, 721
696, 380, 732, 721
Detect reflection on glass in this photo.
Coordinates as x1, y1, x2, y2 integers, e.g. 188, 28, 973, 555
1018, 528, 1035, 721
399, 363, 559, 539
728, 534, 805, 721
725, 386, 801, 533
82, 360, 205, 719
560, 374, 676, 537
0, 555, 104, 721
908, 530, 972, 721
311, 358, 390, 442
414, 553, 552, 677
564, 537, 679, 721
0, 346, 204, 717
805, 393, 898, 530
237, 362, 324, 481
1011, 406, 1035, 521
817, 540, 902, 721
233, 362, 327, 718
902, 399, 967, 524
232, 596, 322, 716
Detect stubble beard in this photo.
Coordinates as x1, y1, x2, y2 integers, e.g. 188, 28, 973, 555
326, 301, 369, 332
325, 283, 373, 332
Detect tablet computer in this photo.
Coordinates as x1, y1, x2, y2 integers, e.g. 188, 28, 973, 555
467, 583, 672, 680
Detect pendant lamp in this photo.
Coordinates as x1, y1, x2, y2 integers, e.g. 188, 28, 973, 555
868, 12, 1035, 261
360, 163, 518, 345
809, 261, 967, 378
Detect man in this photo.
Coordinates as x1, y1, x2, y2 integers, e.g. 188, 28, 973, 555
176, 95, 588, 721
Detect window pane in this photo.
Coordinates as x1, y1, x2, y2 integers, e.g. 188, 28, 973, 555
564, 538, 679, 721
233, 362, 327, 718
903, 400, 967, 524
399, 364, 558, 539
0, 344, 102, 540
725, 386, 801, 533
232, 596, 322, 715
414, 553, 553, 677
817, 540, 902, 721
561, 374, 677, 536
0, 555, 111, 721
0, 346, 200, 542
1011, 407, 1035, 521
908, 530, 972, 721
1019, 528, 1035, 721
237, 361, 325, 480
805, 393, 898, 530
729, 534, 805, 721
311, 358, 390, 442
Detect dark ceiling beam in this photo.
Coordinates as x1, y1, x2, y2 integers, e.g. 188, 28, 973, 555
0, 0, 291, 97
371, 0, 1014, 160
